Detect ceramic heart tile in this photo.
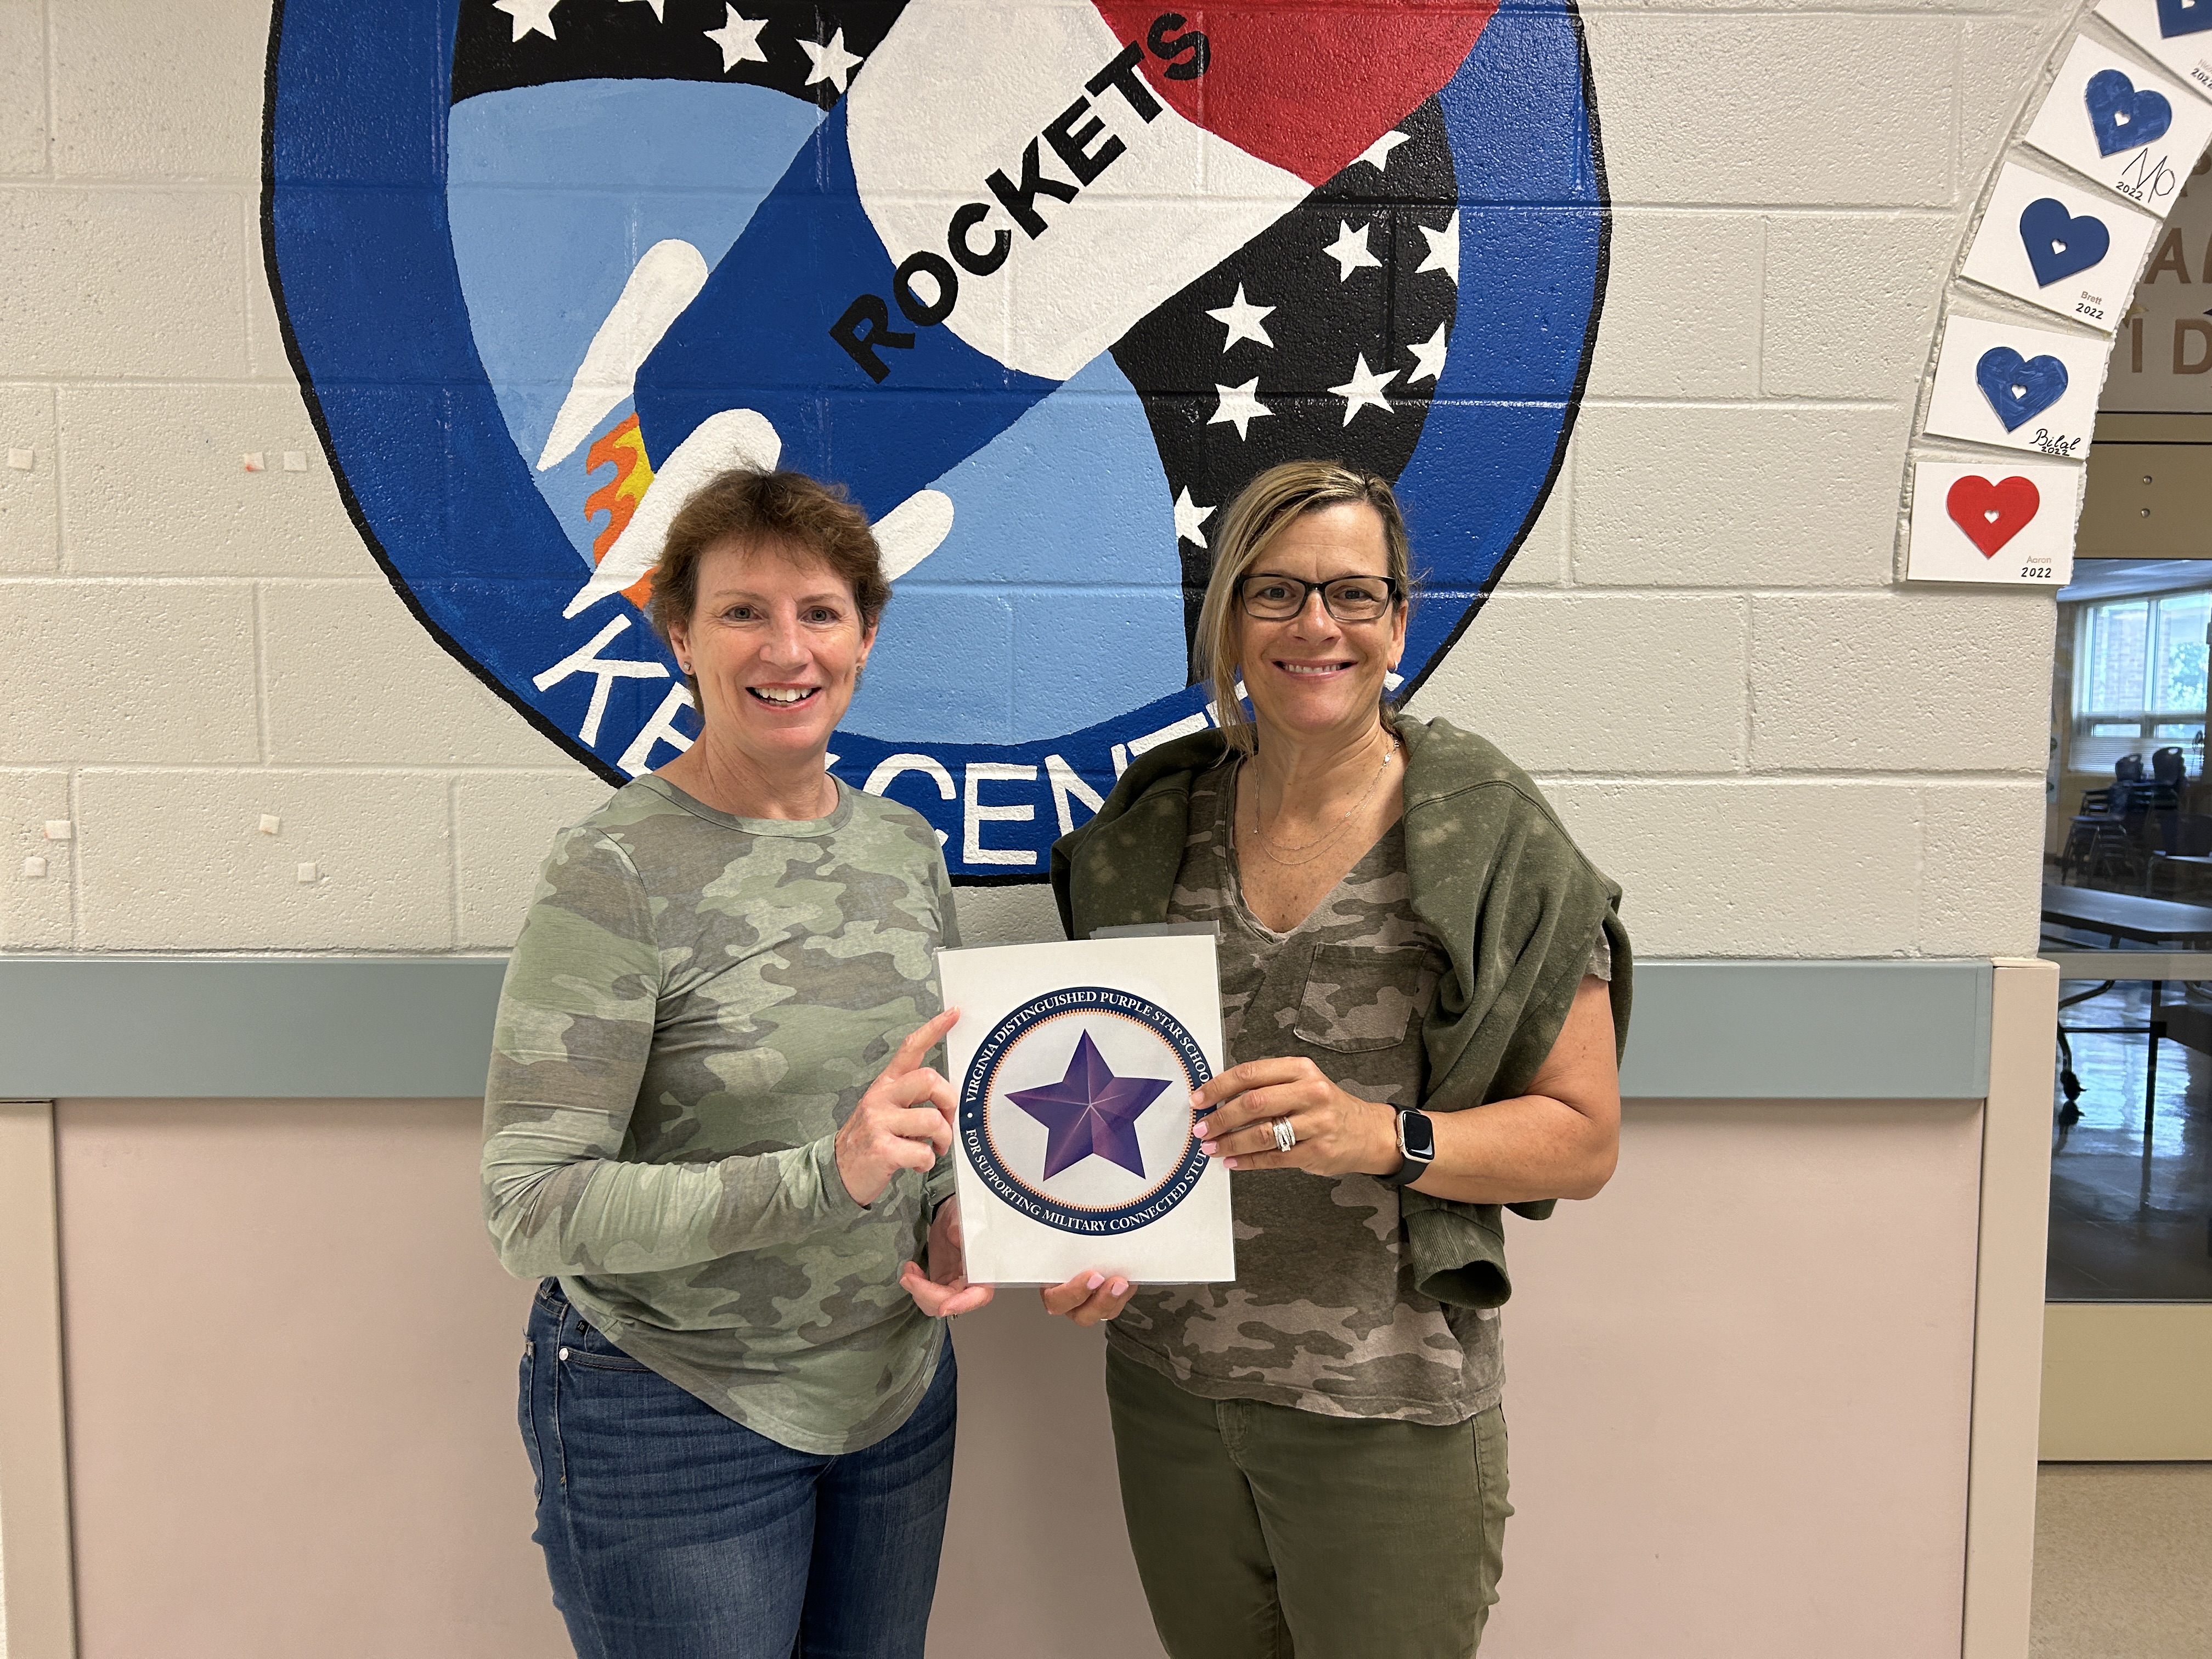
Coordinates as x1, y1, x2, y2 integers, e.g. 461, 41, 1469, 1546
2024, 37, 2212, 211
1922, 315, 2109, 457
1961, 162, 2160, 331
2098, 0, 2212, 108
1906, 459, 2081, 584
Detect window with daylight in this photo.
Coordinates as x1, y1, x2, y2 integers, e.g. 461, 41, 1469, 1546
2073, 590, 2212, 740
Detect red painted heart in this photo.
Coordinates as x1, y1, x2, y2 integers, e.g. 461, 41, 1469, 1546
1945, 474, 2041, 557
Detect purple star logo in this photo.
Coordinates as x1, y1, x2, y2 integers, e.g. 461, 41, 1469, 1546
1008, 1030, 1173, 1181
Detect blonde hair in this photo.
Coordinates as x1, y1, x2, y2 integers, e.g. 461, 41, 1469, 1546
1193, 460, 1414, 753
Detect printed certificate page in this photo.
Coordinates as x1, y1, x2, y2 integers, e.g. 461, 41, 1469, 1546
938, 935, 1235, 1286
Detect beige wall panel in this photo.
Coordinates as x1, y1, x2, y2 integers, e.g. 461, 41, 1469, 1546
950, 879, 1064, 950
49, 1098, 1985, 1659
1581, 16, 1957, 206
0, 385, 60, 573
2, 770, 76, 950
1956, 15, 2068, 198
48, 0, 268, 181
58, 385, 363, 577
2078, 443, 2212, 559
0, 189, 249, 380
260, 583, 565, 768
1920, 783, 2047, 958
0, 582, 259, 766
0, 2, 48, 178
1761, 215, 1960, 400
1750, 589, 2056, 772
73, 770, 457, 951
1485, 1099, 1984, 1658
1541, 778, 1924, 956
54, 1098, 566, 1659
1410, 592, 1748, 774
1584, 212, 1763, 399
1570, 405, 1905, 589
2040, 1304, 2212, 1462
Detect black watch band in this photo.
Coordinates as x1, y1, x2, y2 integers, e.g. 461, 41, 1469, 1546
1384, 1109, 1436, 1187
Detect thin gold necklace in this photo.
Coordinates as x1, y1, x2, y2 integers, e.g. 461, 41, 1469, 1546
1245, 730, 1397, 866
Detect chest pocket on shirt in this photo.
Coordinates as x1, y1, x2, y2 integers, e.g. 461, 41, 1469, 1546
1293, 945, 1440, 1053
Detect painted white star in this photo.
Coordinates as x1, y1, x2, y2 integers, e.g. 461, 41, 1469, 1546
704, 7, 768, 71
1353, 129, 1410, 176
1417, 211, 1460, 285
1328, 353, 1397, 426
1173, 488, 1215, 549
799, 27, 865, 93
1404, 321, 1449, 387
493, 0, 560, 42
1209, 379, 1272, 441
618, 0, 665, 20
1323, 220, 1383, 283
1204, 284, 1274, 353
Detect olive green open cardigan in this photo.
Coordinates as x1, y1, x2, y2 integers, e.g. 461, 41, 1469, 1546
1049, 715, 1632, 1309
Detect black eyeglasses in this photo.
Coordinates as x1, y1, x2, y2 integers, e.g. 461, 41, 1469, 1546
1237, 573, 1402, 623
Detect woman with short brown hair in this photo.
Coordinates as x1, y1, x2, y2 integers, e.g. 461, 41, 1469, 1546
484, 467, 985, 1659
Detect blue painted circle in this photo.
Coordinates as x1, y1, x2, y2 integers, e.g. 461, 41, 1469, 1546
959, 986, 1212, 1235
264, 1, 1606, 879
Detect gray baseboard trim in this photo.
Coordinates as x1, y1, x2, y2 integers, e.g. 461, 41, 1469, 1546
1621, 959, 1992, 1099
0, 956, 1996, 1101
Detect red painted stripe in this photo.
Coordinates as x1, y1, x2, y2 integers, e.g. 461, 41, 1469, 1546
1089, 2, 1497, 186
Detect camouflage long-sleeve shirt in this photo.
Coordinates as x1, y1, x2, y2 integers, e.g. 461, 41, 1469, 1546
482, 774, 959, 1454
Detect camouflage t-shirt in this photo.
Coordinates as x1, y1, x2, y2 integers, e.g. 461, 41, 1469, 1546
481, 774, 959, 1455
1103, 758, 1503, 1425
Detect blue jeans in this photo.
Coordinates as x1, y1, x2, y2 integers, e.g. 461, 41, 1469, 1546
521, 1280, 956, 1659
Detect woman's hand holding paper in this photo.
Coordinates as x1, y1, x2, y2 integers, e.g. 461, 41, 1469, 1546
835, 1007, 961, 1207
1190, 1059, 1397, 1177
1039, 1271, 1135, 1326
901, 1198, 995, 1318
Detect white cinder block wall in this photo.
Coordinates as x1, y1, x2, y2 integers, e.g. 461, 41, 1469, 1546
1, 0, 2075, 959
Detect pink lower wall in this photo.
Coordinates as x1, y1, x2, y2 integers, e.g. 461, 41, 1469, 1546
53, 1097, 1982, 1659
1488, 1101, 1984, 1657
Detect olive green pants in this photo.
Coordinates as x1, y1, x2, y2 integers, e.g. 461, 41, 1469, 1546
1105, 1345, 1510, 1659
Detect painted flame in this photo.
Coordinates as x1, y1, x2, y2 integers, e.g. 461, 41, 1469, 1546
585, 414, 657, 610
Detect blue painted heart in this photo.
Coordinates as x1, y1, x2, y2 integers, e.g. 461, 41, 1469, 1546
2157, 0, 2212, 39
1974, 347, 2070, 431
2085, 69, 2174, 157
2018, 198, 2111, 287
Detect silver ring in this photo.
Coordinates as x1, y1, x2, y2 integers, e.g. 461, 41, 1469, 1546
1272, 1117, 1296, 1153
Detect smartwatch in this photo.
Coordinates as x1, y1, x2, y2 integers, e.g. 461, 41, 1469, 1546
1384, 1108, 1436, 1187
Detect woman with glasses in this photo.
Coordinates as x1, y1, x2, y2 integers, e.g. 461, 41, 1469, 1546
1046, 459, 1631, 1658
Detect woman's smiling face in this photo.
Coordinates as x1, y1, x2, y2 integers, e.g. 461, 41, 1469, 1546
1235, 501, 1407, 742
667, 535, 875, 774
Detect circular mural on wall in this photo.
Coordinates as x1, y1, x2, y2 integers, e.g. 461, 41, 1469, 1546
262, 0, 1609, 879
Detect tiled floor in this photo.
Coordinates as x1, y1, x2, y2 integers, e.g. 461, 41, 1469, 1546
2032, 1463, 2212, 1657
2050, 978, 2212, 1301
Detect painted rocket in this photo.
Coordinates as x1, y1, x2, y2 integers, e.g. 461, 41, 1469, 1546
564, 0, 1495, 615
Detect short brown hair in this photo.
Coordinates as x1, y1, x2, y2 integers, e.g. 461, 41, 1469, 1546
1193, 460, 1415, 753
648, 469, 891, 650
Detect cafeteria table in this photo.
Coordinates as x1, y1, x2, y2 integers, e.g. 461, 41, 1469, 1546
2040, 882, 2212, 1173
